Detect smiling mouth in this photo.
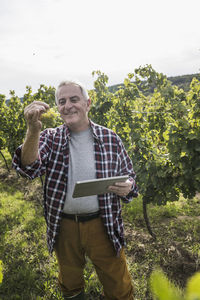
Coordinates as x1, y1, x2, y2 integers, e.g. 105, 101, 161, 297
63, 111, 77, 116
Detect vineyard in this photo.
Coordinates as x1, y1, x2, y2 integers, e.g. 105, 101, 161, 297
1, 65, 200, 299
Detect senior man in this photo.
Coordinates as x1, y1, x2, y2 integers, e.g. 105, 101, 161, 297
13, 80, 138, 300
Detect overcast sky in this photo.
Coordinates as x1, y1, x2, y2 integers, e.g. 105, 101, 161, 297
0, 0, 200, 98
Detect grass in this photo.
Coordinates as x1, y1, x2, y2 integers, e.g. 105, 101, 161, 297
0, 151, 200, 299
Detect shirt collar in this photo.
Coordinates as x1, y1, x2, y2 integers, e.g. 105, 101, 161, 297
89, 120, 104, 143
62, 119, 103, 143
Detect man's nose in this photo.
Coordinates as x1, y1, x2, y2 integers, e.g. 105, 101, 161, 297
64, 99, 72, 109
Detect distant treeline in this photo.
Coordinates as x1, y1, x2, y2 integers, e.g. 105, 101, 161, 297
109, 73, 200, 94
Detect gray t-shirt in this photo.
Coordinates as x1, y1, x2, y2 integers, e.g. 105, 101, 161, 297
63, 128, 99, 214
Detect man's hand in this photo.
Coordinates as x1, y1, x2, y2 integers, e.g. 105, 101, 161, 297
108, 179, 132, 197
24, 101, 50, 132
21, 101, 50, 166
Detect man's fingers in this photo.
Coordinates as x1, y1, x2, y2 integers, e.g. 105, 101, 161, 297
114, 182, 128, 187
31, 109, 40, 121
26, 108, 39, 120
31, 100, 50, 108
108, 179, 132, 197
114, 179, 132, 187
24, 101, 49, 112
24, 102, 49, 121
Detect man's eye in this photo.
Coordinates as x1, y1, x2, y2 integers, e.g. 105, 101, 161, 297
70, 97, 79, 102
59, 99, 66, 105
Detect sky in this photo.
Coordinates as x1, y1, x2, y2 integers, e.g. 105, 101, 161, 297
0, 0, 200, 98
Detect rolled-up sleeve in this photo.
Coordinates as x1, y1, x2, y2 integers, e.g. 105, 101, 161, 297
12, 129, 51, 180
117, 137, 138, 203
12, 146, 43, 179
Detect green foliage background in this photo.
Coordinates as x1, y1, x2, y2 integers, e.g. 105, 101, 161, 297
89, 66, 200, 206
1, 65, 200, 207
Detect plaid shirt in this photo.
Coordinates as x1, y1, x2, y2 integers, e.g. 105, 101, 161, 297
12, 120, 138, 255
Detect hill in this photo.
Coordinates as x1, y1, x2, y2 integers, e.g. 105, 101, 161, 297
168, 73, 200, 91
108, 73, 200, 93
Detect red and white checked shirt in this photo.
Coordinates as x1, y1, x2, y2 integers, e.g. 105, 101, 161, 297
12, 120, 138, 255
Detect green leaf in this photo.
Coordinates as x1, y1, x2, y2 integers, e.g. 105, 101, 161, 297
185, 272, 200, 300
150, 269, 182, 300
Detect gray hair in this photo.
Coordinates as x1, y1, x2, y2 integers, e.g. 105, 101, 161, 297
55, 80, 89, 104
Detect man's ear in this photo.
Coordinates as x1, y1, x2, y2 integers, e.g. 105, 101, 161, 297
87, 98, 91, 111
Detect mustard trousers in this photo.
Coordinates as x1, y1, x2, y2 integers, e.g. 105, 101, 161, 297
54, 217, 134, 300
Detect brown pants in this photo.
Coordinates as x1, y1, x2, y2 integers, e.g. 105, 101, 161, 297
54, 217, 134, 300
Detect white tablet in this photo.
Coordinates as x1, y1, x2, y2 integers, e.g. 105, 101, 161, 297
72, 175, 129, 198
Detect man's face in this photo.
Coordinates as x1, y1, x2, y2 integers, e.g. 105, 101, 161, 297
57, 84, 91, 132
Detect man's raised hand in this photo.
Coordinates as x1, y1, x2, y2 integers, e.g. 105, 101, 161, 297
24, 101, 50, 131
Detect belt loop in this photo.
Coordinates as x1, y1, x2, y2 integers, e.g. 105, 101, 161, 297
75, 214, 78, 222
